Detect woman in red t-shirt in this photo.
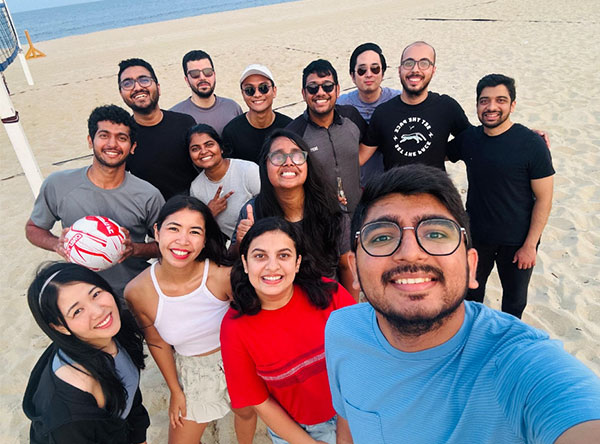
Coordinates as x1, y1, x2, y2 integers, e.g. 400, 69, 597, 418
221, 217, 355, 444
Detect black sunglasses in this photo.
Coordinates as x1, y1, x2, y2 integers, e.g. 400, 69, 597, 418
242, 83, 271, 97
304, 81, 336, 95
356, 64, 381, 76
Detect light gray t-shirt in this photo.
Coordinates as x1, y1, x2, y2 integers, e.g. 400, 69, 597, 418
30, 167, 165, 297
189, 159, 260, 239
170, 95, 243, 136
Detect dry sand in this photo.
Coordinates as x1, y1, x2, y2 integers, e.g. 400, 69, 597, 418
1, 0, 599, 442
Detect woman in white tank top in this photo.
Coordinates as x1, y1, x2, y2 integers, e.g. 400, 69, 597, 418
125, 196, 256, 444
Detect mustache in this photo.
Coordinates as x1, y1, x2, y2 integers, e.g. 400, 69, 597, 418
381, 264, 445, 285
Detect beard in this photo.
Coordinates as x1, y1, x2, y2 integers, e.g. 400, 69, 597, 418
479, 111, 510, 129
93, 149, 128, 168
358, 263, 468, 337
400, 74, 432, 98
191, 81, 215, 99
126, 90, 159, 115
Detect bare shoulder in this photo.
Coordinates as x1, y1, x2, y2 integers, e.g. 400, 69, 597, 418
206, 261, 232, 301
55, 363, 105, 407
124, 267, 158, 323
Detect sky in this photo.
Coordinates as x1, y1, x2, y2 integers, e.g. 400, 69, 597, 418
9, 0, 97, 13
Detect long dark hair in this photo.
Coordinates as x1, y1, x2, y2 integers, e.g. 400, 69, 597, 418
27, 262, 145, 417
231, 217, 337, 316
156, 195, 231, 266
253, 129, 344, 277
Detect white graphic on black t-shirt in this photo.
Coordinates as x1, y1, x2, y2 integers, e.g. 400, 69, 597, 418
392, 117, 434, 157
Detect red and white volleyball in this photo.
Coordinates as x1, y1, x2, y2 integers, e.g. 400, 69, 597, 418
63, 216, 126, 271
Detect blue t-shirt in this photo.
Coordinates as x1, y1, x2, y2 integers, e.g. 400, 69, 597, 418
325, 301, 600, 444
337, 87, 401, 123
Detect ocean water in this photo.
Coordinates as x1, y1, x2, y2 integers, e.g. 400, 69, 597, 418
11, 0, 297, 43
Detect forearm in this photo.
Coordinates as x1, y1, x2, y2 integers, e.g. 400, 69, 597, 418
358, 144, 376, 166
132, 241, 159, 259
25, 220, 60, 252
336, 416, 353, 444
255, 397, 317, 444
147, 338, 181, 394
523, 194, 552, 248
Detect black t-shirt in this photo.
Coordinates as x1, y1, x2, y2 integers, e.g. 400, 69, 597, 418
363, 92, 471, 170
447, 123, 555, 245
222, 112, 292, 163
126, 110, 197, 200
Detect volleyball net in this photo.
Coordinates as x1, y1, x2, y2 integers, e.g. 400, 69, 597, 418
0, 1, 19, 72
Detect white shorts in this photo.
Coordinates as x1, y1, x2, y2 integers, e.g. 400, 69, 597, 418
175, 350, 231, 423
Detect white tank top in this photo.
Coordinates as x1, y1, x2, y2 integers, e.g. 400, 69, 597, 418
151, 259, 230, 356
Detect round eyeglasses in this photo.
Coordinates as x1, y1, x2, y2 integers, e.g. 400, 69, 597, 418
119, 75, 154, 91
400, 58, 434, 70
355, 218, 467, 257
267, 150, 308, 166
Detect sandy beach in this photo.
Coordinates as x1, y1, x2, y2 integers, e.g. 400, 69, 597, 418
1, 0, 599, 441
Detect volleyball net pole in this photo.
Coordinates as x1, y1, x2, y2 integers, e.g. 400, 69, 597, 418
0, 80, 43, 197
2, 0, 34, 85
1, 0, 42, 197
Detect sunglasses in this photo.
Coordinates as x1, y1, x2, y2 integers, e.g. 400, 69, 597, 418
356, 64, 382, 76
119, 75, 154, 91
242, 83, 272, 97
304, 81, 336, 95
187, 68, 215, 79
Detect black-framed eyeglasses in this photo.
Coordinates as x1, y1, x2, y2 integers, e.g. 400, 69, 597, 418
304, 81, 336, 95
355, 218, 466, 257
356, 64, 381, 76
187, 68, 215, 79
119, 75, 154, 90
242, 83, 271, 97
267, 150, 308, 166
400, 58, 434, 70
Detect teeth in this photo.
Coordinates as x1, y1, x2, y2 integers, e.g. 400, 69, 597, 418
200, 156, 212, 161
263, 276, 282, 281
281, 171, 296, 177
172, 250, 188, 256
96, 314, 111, 328
393, 277, 432, 284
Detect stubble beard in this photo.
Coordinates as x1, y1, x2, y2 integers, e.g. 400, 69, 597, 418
357, 263, 468, 337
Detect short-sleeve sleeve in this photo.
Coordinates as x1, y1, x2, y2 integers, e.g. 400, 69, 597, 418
527, 135, 555, 180
245, 162, 261, 196
494, 338, 600, 443
448, 96, 471, 137
145, 191, 165, 238
29, 176, 60, 230
362, 106, 383, 147
220, 312, 270, 408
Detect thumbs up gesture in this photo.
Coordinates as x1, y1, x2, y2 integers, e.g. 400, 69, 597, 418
236, 204, 255, 244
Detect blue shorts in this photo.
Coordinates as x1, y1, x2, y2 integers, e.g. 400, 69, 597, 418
267, 416, 336, 444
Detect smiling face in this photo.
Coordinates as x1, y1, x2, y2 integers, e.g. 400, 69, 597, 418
399, 43, 436, 98
266, 136, 308, 191
302, 72, 340, 117
351, 50, 384, 94
155, 208, 206, 266
241, 74, 276, 113
88, 120, 136, 168
189, 132, 224, 170
351, 193, 478, 336
185, 58, 216, 99
477, 84, 516, 133
242, 230, 301, 307
54, 282, 121, 348
119, 65, 160, 114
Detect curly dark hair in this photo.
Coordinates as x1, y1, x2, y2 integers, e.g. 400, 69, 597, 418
87, 104, 137, 144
